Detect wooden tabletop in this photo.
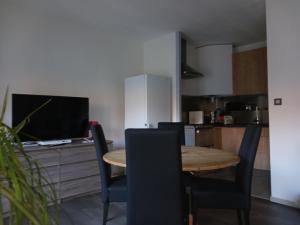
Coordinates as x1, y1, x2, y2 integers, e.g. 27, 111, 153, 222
103, 146, 240, 172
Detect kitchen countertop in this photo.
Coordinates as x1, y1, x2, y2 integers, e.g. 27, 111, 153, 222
188, 123, 269, 128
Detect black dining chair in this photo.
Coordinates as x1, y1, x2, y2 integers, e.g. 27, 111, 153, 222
125, 128, 187, 225
158, 122, 185, 145
191, 126, 262, 225
90, 124, 127, 225
158, 121, 195, 188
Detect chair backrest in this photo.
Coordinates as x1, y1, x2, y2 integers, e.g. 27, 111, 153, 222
90, 124, 111, 202
125, 129, 184, 225
158, 122, 185, 145
235, 126, 262, 206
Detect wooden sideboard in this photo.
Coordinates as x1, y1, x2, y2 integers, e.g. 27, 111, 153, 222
2, 140, 112, 214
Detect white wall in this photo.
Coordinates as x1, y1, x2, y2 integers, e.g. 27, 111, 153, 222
234, 41, 267, 53
143, 32, 181, 121
266, 0, 300, 208
182, 45, 233, 96
0, 3, 143, 148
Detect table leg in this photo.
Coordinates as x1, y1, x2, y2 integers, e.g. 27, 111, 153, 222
187, 186, 195, 225
189, 213, 193, 225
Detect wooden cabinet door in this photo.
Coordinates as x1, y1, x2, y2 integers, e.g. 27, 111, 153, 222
233, 47, 268, 95
218, 127, 270, 170
195, 128, 214, 147
220, 127, 244, 154
213, 127, 222, 149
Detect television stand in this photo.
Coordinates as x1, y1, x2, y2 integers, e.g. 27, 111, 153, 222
37, 139, 72, 146
4, 140, 114, 216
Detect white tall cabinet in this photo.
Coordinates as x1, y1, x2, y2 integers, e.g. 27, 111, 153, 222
125, 74, 171, 129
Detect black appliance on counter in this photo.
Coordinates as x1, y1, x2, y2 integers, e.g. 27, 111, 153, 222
225, 101, 268, 124
225, 102, 257, 111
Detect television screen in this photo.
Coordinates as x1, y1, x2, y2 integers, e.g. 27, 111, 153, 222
12, 94, 89, 142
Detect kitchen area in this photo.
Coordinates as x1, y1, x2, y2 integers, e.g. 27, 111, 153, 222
180, 37, 270, 199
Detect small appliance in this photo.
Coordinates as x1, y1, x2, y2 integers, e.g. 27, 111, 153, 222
189, 111, 204, 124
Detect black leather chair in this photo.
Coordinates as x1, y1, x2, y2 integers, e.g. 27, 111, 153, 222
191, 126, 262, 225
125, 128, 186, 225
158, 122, 194, 187
90, 124, 127, 225
158, 122, 185, 145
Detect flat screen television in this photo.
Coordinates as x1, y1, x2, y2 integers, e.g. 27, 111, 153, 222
12, 94, 89, 142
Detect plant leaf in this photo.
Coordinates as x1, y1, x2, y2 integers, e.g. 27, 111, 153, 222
0, 86, 9, 123
0, 90, 58, 225
0, 194, 3, 225
0, 184, 40, 225
13, 98, 52, 134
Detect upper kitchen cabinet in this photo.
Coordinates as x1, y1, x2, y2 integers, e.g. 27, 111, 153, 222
233, 47, 268, 95
181, 44, 233, 96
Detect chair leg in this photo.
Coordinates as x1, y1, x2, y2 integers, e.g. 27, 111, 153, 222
243, 209, 250, 225
102, 202, 109, 225
237, 209, 243, 225
192, 211, 197, 225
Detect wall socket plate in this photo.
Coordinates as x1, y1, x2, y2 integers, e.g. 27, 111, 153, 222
274, 98, 282, 105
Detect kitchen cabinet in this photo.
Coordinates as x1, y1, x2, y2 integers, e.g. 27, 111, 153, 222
212, 127, 223, 149
214, 127, 270, 170
233, 47, 268, 95
195, 127, 214, 147
125, 74, 171, 128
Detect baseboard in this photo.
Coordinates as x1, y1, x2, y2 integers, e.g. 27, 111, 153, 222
270, 196, 299, 209
252, 193, 270, 201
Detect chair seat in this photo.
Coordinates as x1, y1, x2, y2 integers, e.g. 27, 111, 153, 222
191, 178, 246, 209
108, 175, 127, 202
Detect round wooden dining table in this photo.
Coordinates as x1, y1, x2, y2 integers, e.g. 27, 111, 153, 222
103, 145, 240, 172
103, 145, 240, 225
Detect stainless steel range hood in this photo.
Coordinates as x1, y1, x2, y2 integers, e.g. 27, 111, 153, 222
181, 38, 204, 79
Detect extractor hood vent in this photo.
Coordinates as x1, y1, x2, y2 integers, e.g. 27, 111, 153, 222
181, 38, 204, 79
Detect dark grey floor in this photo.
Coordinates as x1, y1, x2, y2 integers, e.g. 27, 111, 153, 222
57, 169, 273, 225
58, 195, 126, 225
58, 194, 300, 225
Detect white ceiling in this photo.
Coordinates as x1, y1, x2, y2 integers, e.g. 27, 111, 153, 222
4, 0, 266, 46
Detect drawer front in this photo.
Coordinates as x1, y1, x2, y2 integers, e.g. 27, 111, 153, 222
19, 149, 60, 168
38, 165, 60, 184
44, 183, 60, 202
59, 141, 112, 164
1, 183, 59, 214
60, 160, 99, 182
2, 196, 9, 214
60, 146, 97, 164
60, 175, 101, 199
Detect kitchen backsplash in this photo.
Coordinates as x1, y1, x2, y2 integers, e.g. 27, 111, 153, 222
182, 94, 268, 125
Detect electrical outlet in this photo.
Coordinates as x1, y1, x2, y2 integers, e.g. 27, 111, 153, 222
274, 98, 282, 105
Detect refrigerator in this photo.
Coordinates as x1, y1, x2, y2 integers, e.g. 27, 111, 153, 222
125, 74, 171, 129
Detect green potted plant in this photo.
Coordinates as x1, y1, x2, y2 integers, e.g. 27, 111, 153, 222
0, 88, 58, 225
